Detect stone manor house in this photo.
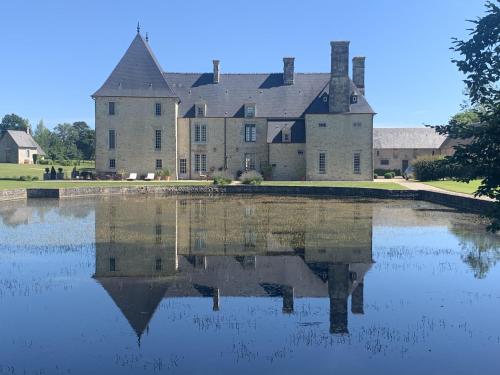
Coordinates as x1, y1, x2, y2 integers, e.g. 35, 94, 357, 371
93, 30, 375, 180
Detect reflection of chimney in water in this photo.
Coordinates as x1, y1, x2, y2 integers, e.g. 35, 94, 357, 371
282, 286, 294, 314
351, 283, 364, 314
329, 264, 349, 334
213, 288, 220, 311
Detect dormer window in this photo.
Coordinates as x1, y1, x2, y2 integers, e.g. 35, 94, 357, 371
245, 103, 256, 118
282, 126, 291, 143
195, 103, 206, 118
350, 94, 358, 104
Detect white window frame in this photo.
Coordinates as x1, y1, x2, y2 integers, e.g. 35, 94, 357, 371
244, 153, 256, 170
245, 124, 256, 142
319, 152, 326, 174
179, 158, 187, 174
194, 124, 207, 143
155, 129, 162, 150
194, 154, 207, 173
353, 152, 361, 174
109, 129, 116, 150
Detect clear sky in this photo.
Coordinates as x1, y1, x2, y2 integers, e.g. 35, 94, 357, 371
0, 0, 487, 129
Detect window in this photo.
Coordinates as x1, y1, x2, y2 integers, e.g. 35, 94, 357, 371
195, 103, 206, 117
155, 129, 162, 150
155, 103, 162, 116
108, 102, 115, 115
298, 150, 304, 155
26, 149, 30, 157
109, 258, 116, 272
282, 130, 290, 143
244, 153, 256, 170
109, 130, 116, 149
318, 123, 326, 128
381, 159, 389, 166
353, 152, 361, 174
319, 152, 326, 174
194, 154, 207, 172
179, 158, 187, 174
353, 122, 362, 127
156, 159, 162, 170
194, 124, 207, 143
245, 104, 255, 118
109, 159, 116, 169
376, 150, 380, 156
155, 224, 162, 244
155, 257, 162, 271
245, 124, 256, 142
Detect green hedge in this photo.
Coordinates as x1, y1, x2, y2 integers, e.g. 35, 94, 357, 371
413, 157, 449, 181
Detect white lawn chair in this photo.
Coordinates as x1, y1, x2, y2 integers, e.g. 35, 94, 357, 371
126, 173, 137, 181
144, 173, 155, 181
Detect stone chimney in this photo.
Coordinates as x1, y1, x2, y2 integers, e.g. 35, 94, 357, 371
213, 60, 220, 84
283, 57, 295, 85
329, 41, 350, 113
352, 57, 365, 96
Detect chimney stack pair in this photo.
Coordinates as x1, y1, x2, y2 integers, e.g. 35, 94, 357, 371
329, 41, 365, 113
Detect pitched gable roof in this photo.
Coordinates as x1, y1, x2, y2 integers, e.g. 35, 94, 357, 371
373, 128, 447, 149
92, 33, 177, 98
5, 130, 46, 155
164, 72, 374, 118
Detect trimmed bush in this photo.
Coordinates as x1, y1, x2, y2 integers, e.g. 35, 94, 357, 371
374, 173, 378, 179
375, 168, 401, 176
413, 156, 449, 181
38, 159, 50, 165
384, 172, 393, 179
239, 170, 263, 185
213, 171, 233, 186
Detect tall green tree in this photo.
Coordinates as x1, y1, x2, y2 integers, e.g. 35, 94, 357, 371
435, 0, 500, 230
33, 119, 51, 153
0, 113, 30, 133
72, 121, 95, 160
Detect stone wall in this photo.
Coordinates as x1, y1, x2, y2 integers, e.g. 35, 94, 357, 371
305, 113, 373, 180
0, 189, 26, 201
269, 143, 306, 180
374, 148, 440, 172
0, 134, 19, 163
95, 96, 178, 178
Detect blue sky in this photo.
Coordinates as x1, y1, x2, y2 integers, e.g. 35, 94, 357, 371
0, 0, 487, 129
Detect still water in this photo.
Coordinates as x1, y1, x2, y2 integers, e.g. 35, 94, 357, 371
0, 195, 499, 374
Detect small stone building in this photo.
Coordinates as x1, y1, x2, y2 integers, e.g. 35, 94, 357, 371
373, 128, 447, 173
92, 30, 375, 180
0, 130, 45, 164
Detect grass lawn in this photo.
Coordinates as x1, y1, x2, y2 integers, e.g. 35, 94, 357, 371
422, 179, 482, 195
261, 181, 406, 190
0, 162, 95, 180
0, 180, 211, 190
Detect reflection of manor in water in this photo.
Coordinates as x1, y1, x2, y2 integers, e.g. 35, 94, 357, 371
94, 197, 373, 339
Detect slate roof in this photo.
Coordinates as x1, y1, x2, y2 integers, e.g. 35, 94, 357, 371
267, 120, 305, 143
164, 73, 374, 118
5, 130, 46, 155
94, 33, 375, 117
92, 33, 177, 98
373, 128, 447, 149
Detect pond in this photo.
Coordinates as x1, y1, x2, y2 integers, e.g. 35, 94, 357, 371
0, 195, 499, 374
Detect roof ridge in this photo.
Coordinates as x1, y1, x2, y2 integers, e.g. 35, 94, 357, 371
164, 72, 330, 75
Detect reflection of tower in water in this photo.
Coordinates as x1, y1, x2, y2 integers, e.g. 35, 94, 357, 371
94, 196, 373, 340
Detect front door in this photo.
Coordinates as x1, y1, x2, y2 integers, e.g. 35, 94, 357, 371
402, 160, 409, 173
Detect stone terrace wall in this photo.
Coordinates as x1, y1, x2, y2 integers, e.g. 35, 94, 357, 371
0, 189, 26, 201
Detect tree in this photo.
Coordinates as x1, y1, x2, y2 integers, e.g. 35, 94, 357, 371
72, 121, 95, 160
0, 113, 30, 133
435, 1, 500, 230
33, 119, 51, 153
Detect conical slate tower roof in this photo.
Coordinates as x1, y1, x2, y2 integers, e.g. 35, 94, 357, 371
92, 33, 177, 98
96, 277, 170, 339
